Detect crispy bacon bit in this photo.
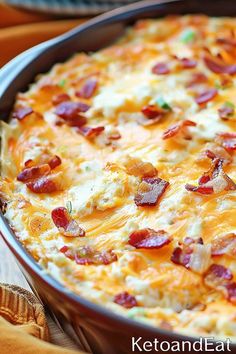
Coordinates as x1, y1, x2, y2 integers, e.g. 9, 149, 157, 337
204, 264, 236, 304
48, 155, 62, 169
123, 156, 157, 178
204, 264, 233, 288
78, 126, 105, 138
205, 149, 217, 160
218, 103, 234, 120
17, 164, 50, 182
211, 233, 236, 257
226, 283, 236, 304
217, 132, 236, 151
12, 107, 33, 121
204, 55, 236, 75
129, 228, 171, 249
187, 72, 208, 88
59, 245, 74, 260
185, 157, 236, 195
114, 292, 138, 309
76, 78, 98, 99
171, 246, 192, 267
171, 238, 211, 273
141, 104, 164, 120
134, 177, 169, 207
27, 175, 59, 193
180, 58, 197, 69
52, 93, 70, 105
185, 184, 214, 194
55, 101, 89, 126
60, 245, 117, 265
24, 154, 61, 170
195, 88, 218, 105
51, 207, 85, 237
152, 62, 170, 75
162, 120, 196, 140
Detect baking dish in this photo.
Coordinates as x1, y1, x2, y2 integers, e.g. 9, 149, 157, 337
1, 1, 236, 353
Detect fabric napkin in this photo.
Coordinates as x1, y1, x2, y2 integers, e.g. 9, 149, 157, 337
0, 283, 84, 354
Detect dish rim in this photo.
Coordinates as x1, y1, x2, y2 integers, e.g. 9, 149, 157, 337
1, 0, 236, 345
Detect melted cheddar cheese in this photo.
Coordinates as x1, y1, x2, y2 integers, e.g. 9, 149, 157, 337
1, 15, 236, 340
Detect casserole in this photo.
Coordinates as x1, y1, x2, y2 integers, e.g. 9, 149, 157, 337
0, 2, 236, 352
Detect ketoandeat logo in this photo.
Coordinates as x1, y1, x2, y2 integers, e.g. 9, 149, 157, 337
131, 337, 232, 352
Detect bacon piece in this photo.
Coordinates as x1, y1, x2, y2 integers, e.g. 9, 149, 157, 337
129, 228, 171, 249
185, 184, 214, 194
60, 245, 117, 265
162, 120, 196, 140
24, 155, 61, 170
114, 292, 138, 309
17, 164, 50, 182
59, 245, 75, 260
179, 58, 197, 69
216, 132, 236, 151
172, 238, 211, 274
76, 78, 98, 99
204, 264, 236, 304
226, 283, 236, 304
204, 55, 236, 75
141, 104, 164, 120
78, 126, 105, 138
195, 88, 218, 105
218, 104, 234, 120
185, 158, 236, 195
48, 155, 62, 169
211, 233, 236, 257
152, 62, 170, 75
134, 177, 169, 207
204, 264, 233, 289
51, 207, 85, 237
198, 158, 223, 184
186, 72, 208, 88
52, 93, 70, 105
171, 237, 211, 273
12, 107, 33, 121
55, 101, 89, 126
123, 156, 157, 178
26, 175, 60, 193
171, 247, 192, 267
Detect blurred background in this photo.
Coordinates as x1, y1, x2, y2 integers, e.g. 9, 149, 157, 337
0, 0, 139, 66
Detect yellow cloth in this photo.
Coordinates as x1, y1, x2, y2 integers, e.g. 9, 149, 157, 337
0, 283, 84, 354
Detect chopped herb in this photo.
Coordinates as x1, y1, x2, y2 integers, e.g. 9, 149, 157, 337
127, 308, 146, 318
214, 79, 223, 90
180, 29, 196, 44
66, 201, 72, 214
58, 145, 68, 154
156, 97, 171, 111
58, 79, 66, 88
224, 101, 235, 109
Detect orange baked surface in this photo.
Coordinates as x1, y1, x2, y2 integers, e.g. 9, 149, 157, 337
1, 15, 236, 339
